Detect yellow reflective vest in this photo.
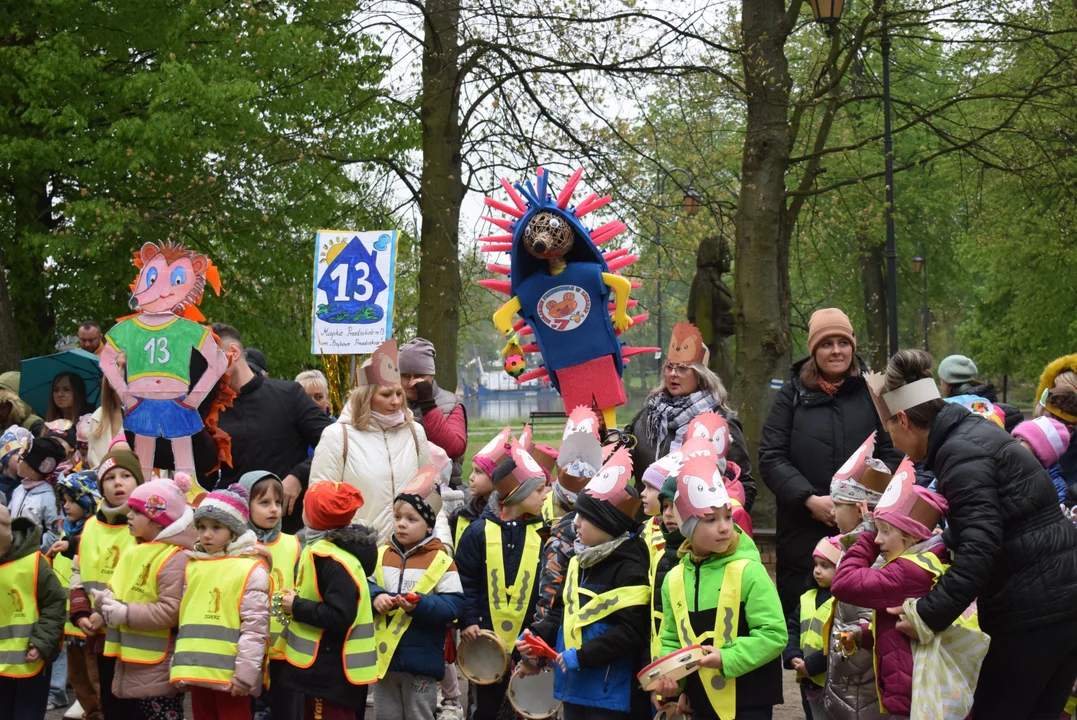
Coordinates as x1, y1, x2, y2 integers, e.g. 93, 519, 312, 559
49, 544, 84, 639
453, 515, 472, 552
77, 516, 136, 633
540, 492, 564, 526
667, 558, 749, 720
562, 555, 649, 652
103, 541, 181, 664
281, 540, 377, 685
171, 556, 261, 685
264, 534, 300, 661
373, 545, 453, 676
484, 521, 542, 649
644, 517, 666, 660
0, 552, 44, 678
797, 589, 832, 687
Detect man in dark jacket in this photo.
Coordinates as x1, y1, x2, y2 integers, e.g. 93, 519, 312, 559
211, 324, 332, 534
759, 357, 904, 618
399, 338, 468, 489
914, 402, 1077, 717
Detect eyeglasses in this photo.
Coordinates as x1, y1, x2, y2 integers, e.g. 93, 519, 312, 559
663, 363, 692, 376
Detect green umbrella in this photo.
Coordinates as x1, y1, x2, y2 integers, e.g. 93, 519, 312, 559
19, 349, 102, 417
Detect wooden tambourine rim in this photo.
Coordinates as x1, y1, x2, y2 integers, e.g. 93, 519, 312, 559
508, 666, 562, 719
636, 644, 706, 691
456, 629, 509, 685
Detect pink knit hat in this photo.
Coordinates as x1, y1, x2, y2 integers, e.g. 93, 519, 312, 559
128, 474, 192, 528
874, 459, 949, 540
1013, 417, 1071, 468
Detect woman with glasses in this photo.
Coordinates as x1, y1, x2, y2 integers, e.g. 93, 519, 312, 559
758, 308, 903, 620
624, 321, 756, 510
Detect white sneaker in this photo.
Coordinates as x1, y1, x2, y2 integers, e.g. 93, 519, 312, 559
63, 701, 84, 719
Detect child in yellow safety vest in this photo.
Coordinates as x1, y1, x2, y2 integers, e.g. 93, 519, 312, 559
46, 470, 103, 720
783, 536, 840, 720
92, 474, 196, 720
66, 449, 144, 719
370, 465, 464, 720
653, 456, 787, 720
521, 448, 652, 720
455, 443, 549, 720
172, 483, 271, 720
237, 470, 302, 720
0, 504, 66, 720
830, 460, 950, 719
277, 481, 379, 720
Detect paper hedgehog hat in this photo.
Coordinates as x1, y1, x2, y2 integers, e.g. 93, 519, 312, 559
686, 411, 730, 458
496, 439, 546, 495
580, 447, 639, 517
864, 372, 941, 423
399, 464, 442, 516
519, 424, 534, 452
644, 450, 687, 491
556, 432, 603, 493
563, 406, 601, 441
356, 339, 400, 388
832, 432, 892, 493
474, 425, 512, 468
874, 457, 947, 538
530, 444, 558, 477
673, 455, 731, 527
668, 322, 709, 366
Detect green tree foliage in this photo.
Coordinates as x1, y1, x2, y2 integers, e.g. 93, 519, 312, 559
0, 0, 416, 376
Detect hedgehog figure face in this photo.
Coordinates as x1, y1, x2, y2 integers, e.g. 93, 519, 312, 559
523, 211, 575, 260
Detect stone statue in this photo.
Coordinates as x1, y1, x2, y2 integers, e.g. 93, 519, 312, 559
687, 235, 735, 384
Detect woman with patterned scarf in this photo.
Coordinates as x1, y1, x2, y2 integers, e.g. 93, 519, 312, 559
624, 322, 755, 510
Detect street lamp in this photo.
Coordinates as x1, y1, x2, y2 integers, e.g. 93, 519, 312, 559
654, 167, 698, 374
810, 1, 900, 356
911, 244, 928, 351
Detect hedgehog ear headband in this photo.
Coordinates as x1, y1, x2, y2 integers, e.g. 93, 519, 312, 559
864, 373, 941, 423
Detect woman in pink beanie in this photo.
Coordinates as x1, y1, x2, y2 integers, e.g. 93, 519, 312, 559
92, 474, 196, 719
831, 460, 951, 718
1014, 416, 1072, 503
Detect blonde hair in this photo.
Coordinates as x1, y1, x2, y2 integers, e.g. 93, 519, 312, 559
347, 384, 415, 431
91, 377, 124, 439
295, 369, 329, 394
650, 363, 735, 417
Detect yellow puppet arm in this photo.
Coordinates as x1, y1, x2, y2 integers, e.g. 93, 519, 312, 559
493, 296, 522, 337
602, 273, 632, 333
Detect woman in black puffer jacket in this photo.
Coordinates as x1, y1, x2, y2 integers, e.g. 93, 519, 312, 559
880, 350, 1077, 720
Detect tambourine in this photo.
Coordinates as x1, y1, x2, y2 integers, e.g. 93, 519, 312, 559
655, 708, 687, 720
508, 666, 562, 719
456, 630, 509, 685
271, 592, 291, 629
637, 645, 706, 692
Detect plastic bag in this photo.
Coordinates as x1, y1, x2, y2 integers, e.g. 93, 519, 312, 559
904, 598, 990, 720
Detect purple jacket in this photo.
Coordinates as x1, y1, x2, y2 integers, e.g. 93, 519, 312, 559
830, 532, 947, 716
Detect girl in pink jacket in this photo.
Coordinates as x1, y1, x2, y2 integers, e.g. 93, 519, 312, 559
830, 461, 950, 719
171, 484, 271, 720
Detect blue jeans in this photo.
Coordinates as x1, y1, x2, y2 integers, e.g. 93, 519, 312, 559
49, 650, 68, 707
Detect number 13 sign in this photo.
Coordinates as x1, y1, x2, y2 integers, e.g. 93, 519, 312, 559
310, 230, 398, 354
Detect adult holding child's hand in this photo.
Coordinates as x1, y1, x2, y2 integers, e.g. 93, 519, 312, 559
875, 349, 1077, 719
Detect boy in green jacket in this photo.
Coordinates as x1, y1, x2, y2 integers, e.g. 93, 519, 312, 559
654, 456, 786, 720
0, 504, 67, 720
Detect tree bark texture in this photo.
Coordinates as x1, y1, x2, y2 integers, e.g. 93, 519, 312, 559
732, 0, 794, 471
418, 0, 465, 392
0, 256, 22, 371
858, 237, 889, 372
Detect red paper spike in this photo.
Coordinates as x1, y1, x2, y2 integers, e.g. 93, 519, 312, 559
484, 197, 525, 219
603, 248, 629, 262
483, 216, 515, 232
612, 313, 649, 336
513, 318, 526, 331
576, 194, 612, 217
573, 193, 598, 215
591, 220, 626, 243
480, 244, 513, 253
500, 178, 528, 211
486, 264, 510, 275
518, 325, 534, 337
631, 281, 642, 289
606, 299, 639, 310
477, 234, 513, 244
516, 367, 549, 383
478, 279, 512, 296
556, 167, 585, 209
622, 346, 661, 358
607, 255, 638, 272
520, 343, 540, 353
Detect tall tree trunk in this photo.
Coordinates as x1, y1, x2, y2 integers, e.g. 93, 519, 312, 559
418, 0, 464, 393
0, 258, 22, 371
733, 0, 794, 484
5, 179, 57, 359
858, 237, 889, 371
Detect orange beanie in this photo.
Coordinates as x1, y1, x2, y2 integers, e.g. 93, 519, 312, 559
807, 308, 856, 356
304, 482, 365, 531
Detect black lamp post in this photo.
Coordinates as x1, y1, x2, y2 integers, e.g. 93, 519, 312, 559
911, 245, 928, 351
654, 167, 699, 373
810, 1, 900, 356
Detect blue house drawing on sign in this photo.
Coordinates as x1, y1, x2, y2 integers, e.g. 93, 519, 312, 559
316, 235, 388, 323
